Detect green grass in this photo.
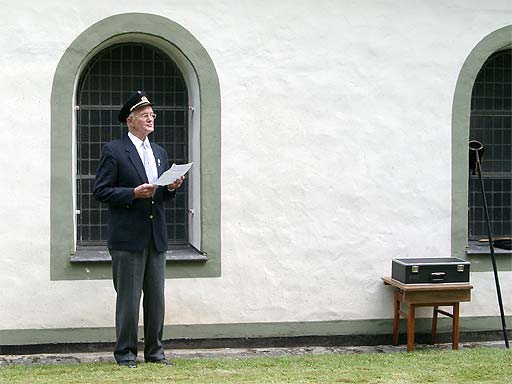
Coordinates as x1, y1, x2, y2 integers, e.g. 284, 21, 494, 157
1, 348, 512, 383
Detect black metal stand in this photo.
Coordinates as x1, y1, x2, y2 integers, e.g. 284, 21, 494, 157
470, 141, 509, 348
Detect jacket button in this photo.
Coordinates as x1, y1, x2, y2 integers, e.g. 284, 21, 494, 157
152, 200, 155, 205
150, 215, 153, 219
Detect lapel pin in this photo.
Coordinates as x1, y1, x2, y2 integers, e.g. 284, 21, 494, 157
157, 159, 161, 166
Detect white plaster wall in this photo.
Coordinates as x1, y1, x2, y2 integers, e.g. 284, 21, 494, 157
1, 0, 512, 330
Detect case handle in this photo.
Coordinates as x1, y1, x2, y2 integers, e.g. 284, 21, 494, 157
430, 272, 446, 282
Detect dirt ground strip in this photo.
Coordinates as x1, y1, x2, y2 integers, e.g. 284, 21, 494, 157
0, 341, 505, 367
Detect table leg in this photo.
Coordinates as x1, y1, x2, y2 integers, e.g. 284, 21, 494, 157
452, 302, 460, 350
432, 306, 439, 345
407, 304, 415, 352
393, 290, 400, 346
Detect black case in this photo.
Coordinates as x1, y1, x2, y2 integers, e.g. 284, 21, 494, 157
391, 257, 470, 284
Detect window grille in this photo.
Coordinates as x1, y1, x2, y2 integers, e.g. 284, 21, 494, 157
469, 49, 512, 239
76, 43, 189, 245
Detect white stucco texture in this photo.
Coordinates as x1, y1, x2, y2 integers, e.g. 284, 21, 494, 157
1, 0, 511, 330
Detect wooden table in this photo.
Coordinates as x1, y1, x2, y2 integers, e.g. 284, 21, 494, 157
382, 277, 473, 352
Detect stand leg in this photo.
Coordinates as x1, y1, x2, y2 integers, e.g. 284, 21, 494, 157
393, 290, 400, 346
432, 306, 439, 345
407, 304, 415, 352
452, 303, 460, 350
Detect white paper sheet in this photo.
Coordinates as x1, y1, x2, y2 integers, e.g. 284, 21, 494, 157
154, 163, 193, 186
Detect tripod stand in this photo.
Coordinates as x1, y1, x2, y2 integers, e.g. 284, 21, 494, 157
469, 140, 509, 348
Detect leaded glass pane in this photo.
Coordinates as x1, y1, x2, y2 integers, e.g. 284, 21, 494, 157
469, 49, 512, 239
76, 43, 189, 245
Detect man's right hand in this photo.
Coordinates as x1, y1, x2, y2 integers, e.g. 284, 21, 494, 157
133, 183, 157, 199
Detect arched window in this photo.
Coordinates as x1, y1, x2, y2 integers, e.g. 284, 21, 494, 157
50, 14, 220, 280
451, 26, 512, 261
76, 43, 189, 246
468, 49, 512, 240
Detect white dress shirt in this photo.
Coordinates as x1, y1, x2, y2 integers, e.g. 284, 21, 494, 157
128, 132, 158, 183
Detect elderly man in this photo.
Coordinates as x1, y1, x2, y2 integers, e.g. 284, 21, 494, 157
94, 91, 183, 368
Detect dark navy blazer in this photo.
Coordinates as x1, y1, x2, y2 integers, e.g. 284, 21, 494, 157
93, 135, 175, 252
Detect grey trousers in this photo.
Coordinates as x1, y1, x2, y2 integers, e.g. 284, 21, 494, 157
110, 243, 166, 363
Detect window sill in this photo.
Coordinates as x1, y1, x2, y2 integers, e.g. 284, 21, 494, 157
70, 245, 208, 263
466, 240, 512, 256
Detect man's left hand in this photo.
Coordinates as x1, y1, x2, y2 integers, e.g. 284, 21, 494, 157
168, 176, 185, 190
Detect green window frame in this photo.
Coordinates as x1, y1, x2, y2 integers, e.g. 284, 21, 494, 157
50, 13, 221, 280
452, 25, 512, 269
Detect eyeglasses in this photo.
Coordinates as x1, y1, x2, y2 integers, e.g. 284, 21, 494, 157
134, 112, 157, 120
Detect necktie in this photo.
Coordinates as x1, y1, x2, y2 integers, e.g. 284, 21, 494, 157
142, 142, 156, 184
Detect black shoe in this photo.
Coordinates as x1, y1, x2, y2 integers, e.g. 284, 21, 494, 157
117, 360, 137, 368
147, 359, 173, 366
